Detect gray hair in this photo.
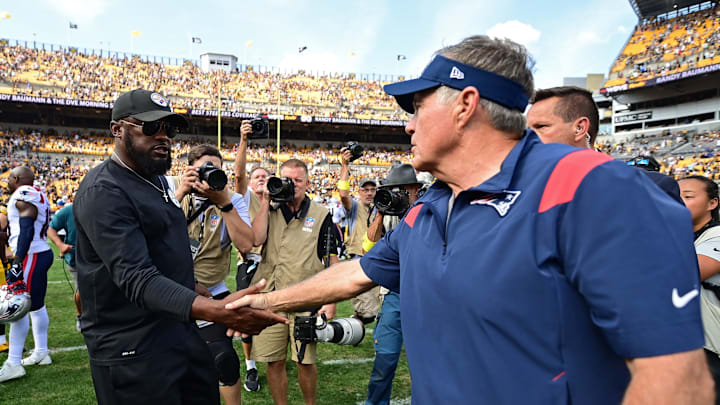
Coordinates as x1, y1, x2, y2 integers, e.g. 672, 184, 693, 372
435, 35, 535, 139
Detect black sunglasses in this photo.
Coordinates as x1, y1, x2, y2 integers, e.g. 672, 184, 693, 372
119, 119, 178, 138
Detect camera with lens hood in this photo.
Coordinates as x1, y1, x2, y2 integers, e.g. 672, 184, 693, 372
267, 176, 295, 203
374, 187, 410, 216
294, 314, 365, 346
197, 161, 228, 191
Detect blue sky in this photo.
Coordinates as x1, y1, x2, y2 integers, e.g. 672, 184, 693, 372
1, 0, 639, 88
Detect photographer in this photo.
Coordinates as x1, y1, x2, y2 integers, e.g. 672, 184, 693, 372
250, 158, 341, 405
233, 120, 272, 392
169, 144, 255, 405
337, 145, 380, 324
362, 164, 421, 405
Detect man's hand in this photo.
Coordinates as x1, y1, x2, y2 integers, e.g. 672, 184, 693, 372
218, 280, 287, 336
340, 149, 352, 167
195, 282, 212, 298
194, 182, 232, 207
240, 120, 252, 143
318, 303, 336, 321
178, 166, 199, 198
57, 242, 73, 257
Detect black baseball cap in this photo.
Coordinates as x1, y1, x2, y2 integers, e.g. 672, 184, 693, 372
111, 89, 188, 127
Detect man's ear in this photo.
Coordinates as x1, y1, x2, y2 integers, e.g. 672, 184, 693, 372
572, 117, 591, 143
454, 87, 480, 130
110, 121, 122, 138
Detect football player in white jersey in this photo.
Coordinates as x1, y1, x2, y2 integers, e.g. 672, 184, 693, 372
0, 166, 55, 382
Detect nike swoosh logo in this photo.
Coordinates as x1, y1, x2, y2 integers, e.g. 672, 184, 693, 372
672, 288, 699, 309
714, 248, 720, 252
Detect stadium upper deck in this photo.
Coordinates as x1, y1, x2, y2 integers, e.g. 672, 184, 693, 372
0, 41, 409, 126
601, 2, 719, 95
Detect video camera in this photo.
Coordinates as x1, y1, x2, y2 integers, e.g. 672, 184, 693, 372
294, 314, 365, 346
249, 114, 269, 139
344, 141, 364, 163
267, 176, 295, 203
374, 187, 410, 216
197, 161, 228, 191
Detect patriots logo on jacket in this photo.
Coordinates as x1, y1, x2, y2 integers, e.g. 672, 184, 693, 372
470, 190, 521, 217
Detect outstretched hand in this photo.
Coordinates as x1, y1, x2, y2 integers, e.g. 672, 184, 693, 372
221, 280, 286, 337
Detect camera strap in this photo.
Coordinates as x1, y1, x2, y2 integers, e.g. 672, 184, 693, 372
187, 198, 213, 225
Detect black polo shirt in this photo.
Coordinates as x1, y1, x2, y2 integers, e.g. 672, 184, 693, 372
73, 158, 200, 364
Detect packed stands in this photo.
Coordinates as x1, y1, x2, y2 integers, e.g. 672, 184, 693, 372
0, 43, 409, 121
603, 3, 720, 88
597, 129, 720, 179
0, 129, 410, 211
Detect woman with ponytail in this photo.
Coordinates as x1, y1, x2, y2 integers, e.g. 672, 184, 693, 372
680, 175, 720, 404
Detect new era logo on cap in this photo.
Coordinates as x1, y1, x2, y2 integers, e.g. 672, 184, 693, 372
449, 66, 465, 80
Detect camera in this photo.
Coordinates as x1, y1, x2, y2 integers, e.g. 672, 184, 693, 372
294, 314, 365, 346
249, 114, 269, 139
345, 141, 363, 162
197, 161, 228, 191
374, 188, 410, 216
267, 176, 295, 203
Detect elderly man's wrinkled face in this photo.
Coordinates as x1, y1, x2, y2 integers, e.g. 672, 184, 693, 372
405, 89, 455, 173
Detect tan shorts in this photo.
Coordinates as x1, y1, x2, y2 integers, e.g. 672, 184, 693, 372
251, 311, 317, 364
351, 286, 382, 319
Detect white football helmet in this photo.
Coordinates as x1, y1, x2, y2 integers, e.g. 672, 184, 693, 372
0, 283, 31, 323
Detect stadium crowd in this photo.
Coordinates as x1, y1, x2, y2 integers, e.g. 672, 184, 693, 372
0, 128, 408, 211
603, 3, 720, 87
0, 44, 408, 121
3, 127, 720, 212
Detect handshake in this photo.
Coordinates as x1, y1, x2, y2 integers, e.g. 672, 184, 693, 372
194, 279, 285, 337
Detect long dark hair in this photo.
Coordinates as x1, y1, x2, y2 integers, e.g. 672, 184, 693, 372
682, 175, 719, 221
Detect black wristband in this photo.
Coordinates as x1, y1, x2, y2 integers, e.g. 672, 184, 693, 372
219, 203, 234, 212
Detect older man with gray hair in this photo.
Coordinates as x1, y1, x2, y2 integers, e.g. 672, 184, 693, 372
227, 36, 713, 404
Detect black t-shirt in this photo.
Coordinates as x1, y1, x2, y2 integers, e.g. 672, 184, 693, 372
277, 196, 342, 262
73, 158, 200, 364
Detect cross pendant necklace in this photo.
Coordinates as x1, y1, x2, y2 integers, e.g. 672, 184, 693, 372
112, 152, 169, 203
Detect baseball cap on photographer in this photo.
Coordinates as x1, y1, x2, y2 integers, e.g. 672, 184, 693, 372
384, 54, 529, 114
359, 178, 377, 188
112, 89, 188, 127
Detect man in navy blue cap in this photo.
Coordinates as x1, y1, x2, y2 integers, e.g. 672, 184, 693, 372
227, 36, 713, 404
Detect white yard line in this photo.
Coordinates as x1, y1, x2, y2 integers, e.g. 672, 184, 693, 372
51, 345, 87, 353
357, 397, 411, 405
321, 357, 374, 365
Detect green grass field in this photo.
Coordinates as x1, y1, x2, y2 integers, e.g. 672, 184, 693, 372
0, 244, 411, 404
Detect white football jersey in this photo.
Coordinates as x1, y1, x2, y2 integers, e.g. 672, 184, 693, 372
8, 185, 51, 255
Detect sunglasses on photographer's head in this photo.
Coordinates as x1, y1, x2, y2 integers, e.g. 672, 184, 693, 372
117, 119, 178, 138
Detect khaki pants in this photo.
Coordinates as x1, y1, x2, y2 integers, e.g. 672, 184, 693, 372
351, 286, 382, 319
251, 311, 317, 364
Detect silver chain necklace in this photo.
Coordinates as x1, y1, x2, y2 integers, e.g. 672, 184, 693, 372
112, 152, 169, 203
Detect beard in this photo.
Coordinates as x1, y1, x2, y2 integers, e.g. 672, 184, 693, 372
124, 135, 172, 176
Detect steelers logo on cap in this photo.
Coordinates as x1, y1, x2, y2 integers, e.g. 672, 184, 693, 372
150, 93, 169, 107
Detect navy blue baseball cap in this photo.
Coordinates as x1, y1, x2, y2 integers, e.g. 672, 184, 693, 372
384, 55, 530, 114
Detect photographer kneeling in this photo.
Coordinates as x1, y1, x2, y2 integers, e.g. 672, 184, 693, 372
169, 144, 255, 405
363, 164, 424, 405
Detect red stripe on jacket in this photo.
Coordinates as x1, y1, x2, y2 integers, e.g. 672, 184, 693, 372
538, 150, 612, 213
